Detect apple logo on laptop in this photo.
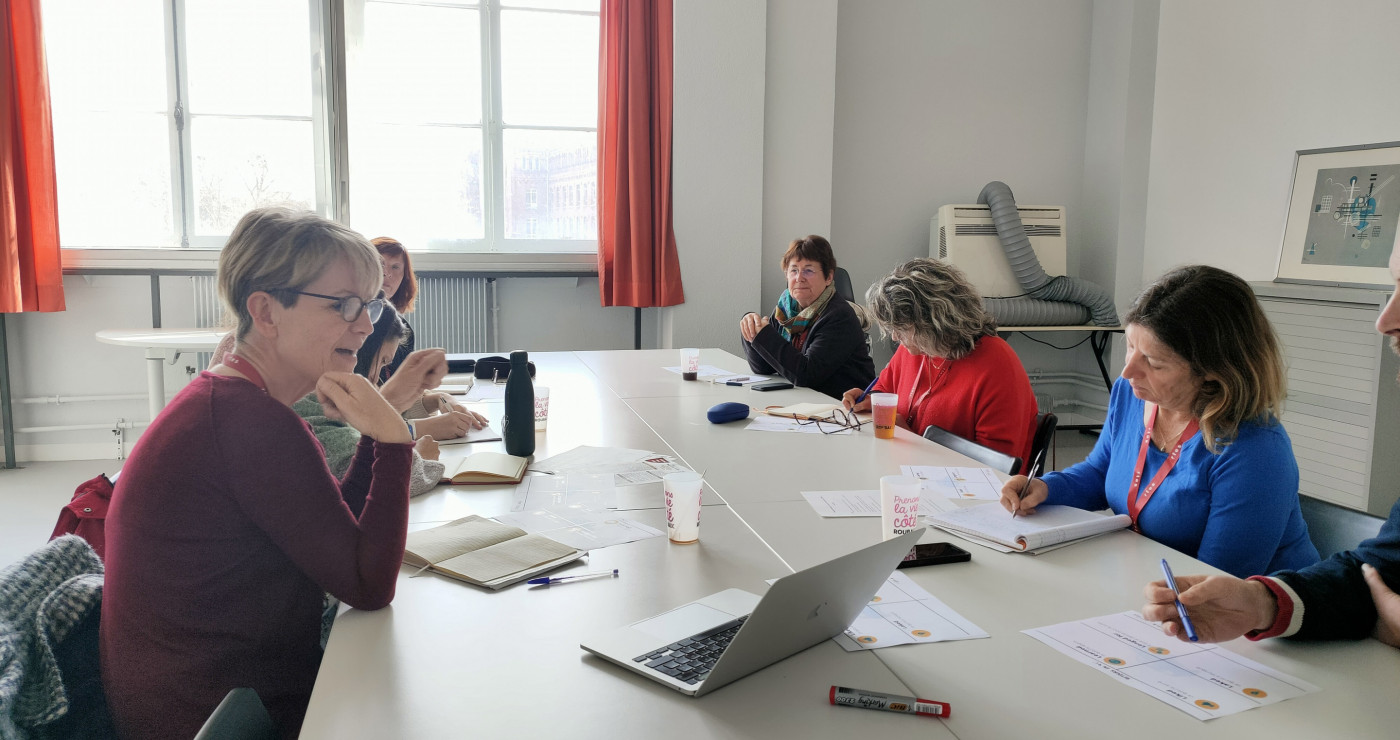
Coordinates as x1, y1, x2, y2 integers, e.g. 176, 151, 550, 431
808, 602, 828, 620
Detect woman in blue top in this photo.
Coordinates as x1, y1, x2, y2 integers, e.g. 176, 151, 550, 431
1000, 265, 1318, 578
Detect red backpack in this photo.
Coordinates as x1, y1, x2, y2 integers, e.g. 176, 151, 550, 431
50, 473, 114, 559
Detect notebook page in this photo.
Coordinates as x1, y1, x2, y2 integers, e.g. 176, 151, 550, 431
404, 516, 528, 566
434, 534, 579, 583
928, 504, 1130, 551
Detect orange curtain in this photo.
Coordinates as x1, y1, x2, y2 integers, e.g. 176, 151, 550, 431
597, 0, 683, 308
1, 0, 65, 314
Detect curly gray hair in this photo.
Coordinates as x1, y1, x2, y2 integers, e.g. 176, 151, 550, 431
866, 258, 997, 360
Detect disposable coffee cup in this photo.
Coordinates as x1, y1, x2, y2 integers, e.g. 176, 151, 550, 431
871, 393, 898, 439
664, 471, 703, 543
880, 475, 921, 541
533, 386, 550, 431
680, 348, 701, 381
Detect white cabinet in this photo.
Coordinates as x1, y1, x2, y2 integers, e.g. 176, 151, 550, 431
1253, 282, 1399, 516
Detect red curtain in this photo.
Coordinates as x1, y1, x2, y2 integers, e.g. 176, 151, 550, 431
1, 0, 65, 314
597, 0, 684, 308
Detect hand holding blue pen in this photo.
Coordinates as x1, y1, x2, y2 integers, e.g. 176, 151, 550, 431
845, 376, 880, 410
1159, 559, 1200, 642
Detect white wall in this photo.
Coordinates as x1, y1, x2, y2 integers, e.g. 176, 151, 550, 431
760, 0, 838, 307
1144, 0, 1400, 283
666, 0, 767, 354
829, 0, 1095, 369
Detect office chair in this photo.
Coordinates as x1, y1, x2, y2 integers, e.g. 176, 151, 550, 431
1027, 412, 1058, 474
922, 424, 1022, 475
193, 688, 277, 740
1298, 495, 1386, 560
833, 267, 855, 303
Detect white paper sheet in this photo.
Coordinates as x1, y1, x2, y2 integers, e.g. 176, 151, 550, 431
900, 465, 1004, 501
833, 571, 988, 651
510, 475, 617, 512
802, 490, 956, 518
531, 445, 692, 486
744, 415, 853, 435
435, 423, 503, 446
492, 508, 663, 550
1024, 611, 1319, 721
461, 383, 506, 402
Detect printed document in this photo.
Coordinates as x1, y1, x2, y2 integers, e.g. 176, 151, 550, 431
834, 572, 988, 651
900, 465, 1003, 501
1025, 611, 1319, 720
493, 507, 663, 551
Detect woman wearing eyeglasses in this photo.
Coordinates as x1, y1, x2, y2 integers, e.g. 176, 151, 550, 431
739, 235, 877, 400
843, 258, 1038, 464
101, 207, 446, 740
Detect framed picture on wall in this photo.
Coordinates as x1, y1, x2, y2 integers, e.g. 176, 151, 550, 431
1276, 141, 1400, 288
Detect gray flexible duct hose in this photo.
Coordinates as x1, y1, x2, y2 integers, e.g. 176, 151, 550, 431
975, 181, 1119, 327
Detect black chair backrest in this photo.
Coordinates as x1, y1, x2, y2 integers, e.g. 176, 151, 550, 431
1298, 496, 1386, 560
922, 424, 1022, 475
194, 688, 277, 740
833, 267, 855, 304
1026, 412, 1058, 476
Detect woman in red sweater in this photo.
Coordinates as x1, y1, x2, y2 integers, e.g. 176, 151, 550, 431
843, 257, 1038, 465
101, 207, 447, 739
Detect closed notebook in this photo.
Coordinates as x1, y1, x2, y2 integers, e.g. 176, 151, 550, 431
926, 503, 1131, 553
764, 402, 843, 419
403, 515, 583, 589
441, 451, 528, 485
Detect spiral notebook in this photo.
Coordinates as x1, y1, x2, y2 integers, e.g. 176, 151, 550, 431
926, 503, 1131, 553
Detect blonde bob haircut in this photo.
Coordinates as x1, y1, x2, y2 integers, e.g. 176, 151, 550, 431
218, 207, 383, 340
866, 258, 997, 360
1124, 265, 1286, 452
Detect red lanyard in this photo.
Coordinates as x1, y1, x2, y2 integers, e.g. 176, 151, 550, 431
1126, 404, 1198, 531
223, 353, 268, 393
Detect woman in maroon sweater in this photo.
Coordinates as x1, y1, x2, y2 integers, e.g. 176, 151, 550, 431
100, 207, 446, 739
843, 257, 1038, 465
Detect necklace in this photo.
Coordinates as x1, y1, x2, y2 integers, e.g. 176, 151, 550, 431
1153, 414, 1192, 452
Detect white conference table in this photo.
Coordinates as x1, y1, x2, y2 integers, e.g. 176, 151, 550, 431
301, 350, 948, 740
303, 349, 1400, 739
94, 328, 227, 420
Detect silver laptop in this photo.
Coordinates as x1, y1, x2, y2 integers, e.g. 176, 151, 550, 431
581, 528, 923, 696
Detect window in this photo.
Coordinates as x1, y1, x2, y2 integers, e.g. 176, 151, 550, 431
41, 0, 598, 256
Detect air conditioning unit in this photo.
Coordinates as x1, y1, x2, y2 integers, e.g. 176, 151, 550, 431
929, 204, 1067, 298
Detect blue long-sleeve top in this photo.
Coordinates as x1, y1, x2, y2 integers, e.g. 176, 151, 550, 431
1041, 379, 1319, 578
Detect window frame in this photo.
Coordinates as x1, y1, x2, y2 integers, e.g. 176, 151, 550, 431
56, 0, 599, 272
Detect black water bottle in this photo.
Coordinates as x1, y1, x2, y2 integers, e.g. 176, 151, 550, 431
502, 350, 535, 457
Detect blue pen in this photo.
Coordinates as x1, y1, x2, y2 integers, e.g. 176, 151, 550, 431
528, 569, 619, 586
853, 375, 880, 405
1159, 559, 1199, 642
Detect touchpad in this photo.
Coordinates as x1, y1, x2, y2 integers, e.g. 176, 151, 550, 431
632, 603, 732, 643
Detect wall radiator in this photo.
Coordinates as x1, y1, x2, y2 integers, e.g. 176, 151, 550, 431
191, 275, 495, 359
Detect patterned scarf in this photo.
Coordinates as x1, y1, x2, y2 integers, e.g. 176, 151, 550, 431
774, 283, 836, 349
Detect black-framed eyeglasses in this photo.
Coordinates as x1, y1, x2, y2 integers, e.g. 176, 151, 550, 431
283, 290, 386, 324
794, 409, 865, 435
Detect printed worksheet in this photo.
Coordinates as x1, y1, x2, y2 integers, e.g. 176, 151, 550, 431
901, 465, 1003, 500
493, 507, 663, 551
834, 571, 987, 651
510, 474, 617, 511
1024, 611, 1319, 720
801, 490, 954, 517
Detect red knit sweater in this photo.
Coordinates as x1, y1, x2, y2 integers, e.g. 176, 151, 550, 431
873, 337, 1038, 466
101, 373, 413, 739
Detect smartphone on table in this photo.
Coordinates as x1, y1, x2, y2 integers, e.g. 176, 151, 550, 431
896, 542, 972, 568
751, 380, 794, 392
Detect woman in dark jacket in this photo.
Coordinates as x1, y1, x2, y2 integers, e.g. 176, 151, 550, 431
739, 235, 876, 399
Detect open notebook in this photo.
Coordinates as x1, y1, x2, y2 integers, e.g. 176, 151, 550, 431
404, 515, 583, 589
926, 503, 1131, 553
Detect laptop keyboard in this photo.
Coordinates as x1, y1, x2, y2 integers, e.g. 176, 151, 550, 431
632, 615, 749, 685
